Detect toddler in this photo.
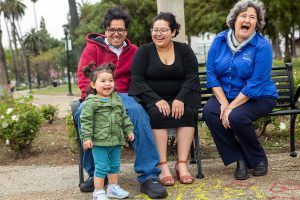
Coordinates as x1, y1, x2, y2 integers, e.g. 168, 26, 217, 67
80, 63, 134, 200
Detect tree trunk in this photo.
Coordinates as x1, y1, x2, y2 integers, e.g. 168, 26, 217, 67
284, 31, 291, 63
291, 26, 296, 58
0, 29, 8, 93
11, 19, 22, 87
0, 29, 8, 81
68, 0, 82, 64
5, 18, 18, 87
36, 63, 41, 88
14, 22, 28, 83
156, 0, 186, 43
272, 36, 282, 60
187, 35, 191, 47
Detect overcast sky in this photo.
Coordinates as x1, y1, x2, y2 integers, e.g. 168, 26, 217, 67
2, 0, 99, 48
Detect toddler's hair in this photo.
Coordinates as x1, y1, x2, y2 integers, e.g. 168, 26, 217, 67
82, 62, 115, 95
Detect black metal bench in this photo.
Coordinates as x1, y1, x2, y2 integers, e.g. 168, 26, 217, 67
71, 63, 300, 184
196, 63, 300, 165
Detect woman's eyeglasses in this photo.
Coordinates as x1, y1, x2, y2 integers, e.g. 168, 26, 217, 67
150, 28, 171, 35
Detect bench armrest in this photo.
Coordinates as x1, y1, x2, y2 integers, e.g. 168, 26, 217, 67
293, 84, 300, 105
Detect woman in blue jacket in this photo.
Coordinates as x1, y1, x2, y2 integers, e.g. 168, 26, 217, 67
203, 0, 278, 180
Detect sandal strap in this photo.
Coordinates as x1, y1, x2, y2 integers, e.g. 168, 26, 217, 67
158, 161, 168, 166
177, 160, 187, 164
179, 175, 194, 184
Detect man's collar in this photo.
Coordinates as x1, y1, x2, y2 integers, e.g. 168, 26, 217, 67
104, 38, 127, 49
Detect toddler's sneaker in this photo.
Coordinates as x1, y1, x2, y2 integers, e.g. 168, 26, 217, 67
106, 184, 129, 199
93, 189, 109, 200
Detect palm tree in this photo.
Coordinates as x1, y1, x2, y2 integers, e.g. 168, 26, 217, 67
0, 1, 10, 89
23, 28, 39, 55
68, 0, 81, 64
2, 0, 26, 87
30, 0, 42, 54
0, 27, 8, 92
31, 0, 38, 30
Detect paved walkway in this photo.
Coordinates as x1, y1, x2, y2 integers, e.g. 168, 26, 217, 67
2, 92, 299, 199
13, 91, 78, 118
1, 153, 300, 200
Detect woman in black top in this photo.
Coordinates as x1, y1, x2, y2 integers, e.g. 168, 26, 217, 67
129, 12, 200, 186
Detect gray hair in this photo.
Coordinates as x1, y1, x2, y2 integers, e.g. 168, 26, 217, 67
226, 0, 265, 32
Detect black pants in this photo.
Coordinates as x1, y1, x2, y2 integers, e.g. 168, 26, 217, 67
203, 96, 277, 168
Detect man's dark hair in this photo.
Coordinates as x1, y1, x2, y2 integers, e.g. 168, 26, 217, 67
102, 7, 131, 29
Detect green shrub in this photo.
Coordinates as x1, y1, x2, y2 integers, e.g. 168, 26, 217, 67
65, 111, 78, 152
0, 95, 44, 157
40, 104, 58, 123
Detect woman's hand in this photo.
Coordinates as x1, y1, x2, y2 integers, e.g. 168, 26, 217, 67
155, 100, 171, 116
171, 99, 184, 119
128, 133, 135, 141
222, 108, 232, 129
83, 140, 93, 150
220, 102, 229, 120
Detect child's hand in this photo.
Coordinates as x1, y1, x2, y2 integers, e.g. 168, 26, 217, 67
127, 133, 134, 141
83, 140, 93, 150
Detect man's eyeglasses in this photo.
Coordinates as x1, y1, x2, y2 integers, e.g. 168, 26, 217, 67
106, 28, 127, 34
150, 28, 171, 35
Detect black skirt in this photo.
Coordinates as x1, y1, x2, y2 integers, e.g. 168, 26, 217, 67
146, 104, 196, 129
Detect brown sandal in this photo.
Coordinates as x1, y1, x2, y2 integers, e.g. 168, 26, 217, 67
175, 161, 194, 184
158, 161, 175, 186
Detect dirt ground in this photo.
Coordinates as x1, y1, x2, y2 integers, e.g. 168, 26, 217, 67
0, 119, 136, 166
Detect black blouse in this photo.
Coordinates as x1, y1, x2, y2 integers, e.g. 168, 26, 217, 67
129, 41, 201, 109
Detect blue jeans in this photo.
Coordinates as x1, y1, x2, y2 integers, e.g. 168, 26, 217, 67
74, 93, 160, 183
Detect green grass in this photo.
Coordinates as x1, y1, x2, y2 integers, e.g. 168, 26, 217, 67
292, 58, 300, 82
31, 84, 81, 96
273, 58, 300, 85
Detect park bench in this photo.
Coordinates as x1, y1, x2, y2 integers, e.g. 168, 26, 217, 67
71, 63, 300, 186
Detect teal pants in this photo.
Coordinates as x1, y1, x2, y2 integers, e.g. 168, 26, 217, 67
92, 146, 121, 178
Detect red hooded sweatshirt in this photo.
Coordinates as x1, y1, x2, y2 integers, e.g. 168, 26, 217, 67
77, 33, 138, 100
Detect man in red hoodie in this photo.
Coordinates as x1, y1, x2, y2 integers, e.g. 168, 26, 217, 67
74, 7, 167, 199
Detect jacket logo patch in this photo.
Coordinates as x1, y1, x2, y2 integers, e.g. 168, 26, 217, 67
242, 53, 251, 62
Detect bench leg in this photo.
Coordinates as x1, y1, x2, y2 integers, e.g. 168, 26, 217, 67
78, 142, 84, 186
190, 140, 196, 164
73, 115, 85, 186
290, 114, 297, 157
194, 125, 204, 179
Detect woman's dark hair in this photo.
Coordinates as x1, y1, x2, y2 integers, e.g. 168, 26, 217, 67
102, 7, 131, 30
151, 12, 180, 37
82, 63, 115, 95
